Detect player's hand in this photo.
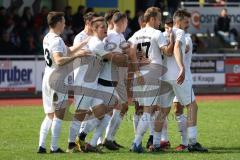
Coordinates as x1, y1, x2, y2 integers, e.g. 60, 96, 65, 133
177, 67, 185, 85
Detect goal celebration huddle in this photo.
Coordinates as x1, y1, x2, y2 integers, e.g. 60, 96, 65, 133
38, 7, 208, 154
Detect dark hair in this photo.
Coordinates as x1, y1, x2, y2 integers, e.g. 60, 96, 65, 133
104, 9, 120, 22
112, 12, 127, 23
173, 9, 191, 22
83, 12, 98, 23
165, 17, 173, 25
47, 11, 65, 28
144, 7, 161, 22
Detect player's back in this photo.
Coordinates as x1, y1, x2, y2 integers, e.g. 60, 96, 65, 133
131, 26, 166, 64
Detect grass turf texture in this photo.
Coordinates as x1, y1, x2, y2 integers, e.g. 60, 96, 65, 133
0, 100, 240, 160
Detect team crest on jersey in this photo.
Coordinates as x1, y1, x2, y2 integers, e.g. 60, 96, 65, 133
104, 42, 117, 51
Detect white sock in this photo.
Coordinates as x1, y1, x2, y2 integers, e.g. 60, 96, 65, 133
90, 115, 111, 147
39, 116, 52, 148
133, 114, 140, 134
149, 114, 155, 136
133, 112, 150, 146
176, 114, 188, 146
105, 110, 121, 141
79, 114, 94, 133
51, 117, 62, 151
153, 131, 161, 148
68, 118, 81, 143
97, 136, 103, 145
81, 118, 100, 134
188, 126, 197, 145
111, 114, 122, 140
161, 118, 168, 142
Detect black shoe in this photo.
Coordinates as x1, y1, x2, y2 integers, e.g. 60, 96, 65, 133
113, 140, 124, 148
66, 142, 80, 153
188, 142, 208, 152
103, 139, 119, 150
146, 135, 153, 149
50, 148, 65, 153
37, 146, 47, 154
148, 145, 165, 152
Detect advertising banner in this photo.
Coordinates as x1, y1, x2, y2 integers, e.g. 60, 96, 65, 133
0, 60, 35, 93
225, 59, 240, 87
184, 7, 240, 34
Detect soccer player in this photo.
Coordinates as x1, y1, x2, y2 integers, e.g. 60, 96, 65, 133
129, 7, 174, 153
150, 9, 208, 152
102, 12, 129, 150
76, 17, 129, 152
38, 11, 89, 153
67, 11, 98, 153
76, 9, 121, 150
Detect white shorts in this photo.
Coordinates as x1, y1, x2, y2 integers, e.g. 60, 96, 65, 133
132, 69, 161, 106
92, 84, 118, 107
42, 74, 68, 114
159, 80, 195, 107
74, 81, 98, 110
133, 85, 160, 106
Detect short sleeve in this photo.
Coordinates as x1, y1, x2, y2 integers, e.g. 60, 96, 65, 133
92, 41, 110, 57
50, 37, 65, 54
156, 31, 167, 48
175, 29, 185, 43
73, 34, 84, 45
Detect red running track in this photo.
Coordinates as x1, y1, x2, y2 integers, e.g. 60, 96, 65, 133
0, 95, 239, 107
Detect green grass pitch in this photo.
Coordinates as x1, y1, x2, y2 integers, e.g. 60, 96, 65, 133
0, 100, 240, 160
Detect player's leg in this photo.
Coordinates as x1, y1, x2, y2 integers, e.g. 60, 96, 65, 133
38, 84, 54, 153
149, 89, 174, 152
50, 93, 69, 153
174, 80, 208, 152
172, 97, 188, 151
146, 105, 158, 149
38, 113, 54, 153
67, 108, 88, 152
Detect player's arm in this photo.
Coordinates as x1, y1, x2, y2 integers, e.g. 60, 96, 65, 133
102, 52, 128, 67
174, 40, 185, 84
128, 44, 144, 85
66, 37, 90, 56
160, 32, 174, 56
52, 52, 75, 66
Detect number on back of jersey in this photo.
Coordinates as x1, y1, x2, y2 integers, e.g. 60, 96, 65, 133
137, 42, 151, 58
44, 48, 52, 67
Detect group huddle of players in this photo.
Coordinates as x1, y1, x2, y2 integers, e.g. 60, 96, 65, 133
37, 6, 208, 154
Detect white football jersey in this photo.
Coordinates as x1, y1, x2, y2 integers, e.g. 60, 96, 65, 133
73, 30, 92, 86
88, 36, 111, 80
129, 26, 167, 64
43, 32, 67, 77
163, 27, 186, 80
100, 30, 126, 81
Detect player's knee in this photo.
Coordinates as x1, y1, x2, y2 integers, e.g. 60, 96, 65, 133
74, 110, 87, 121
174, 102, 184, 116
47, 113, 54, 120
92, 105, 106, 120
